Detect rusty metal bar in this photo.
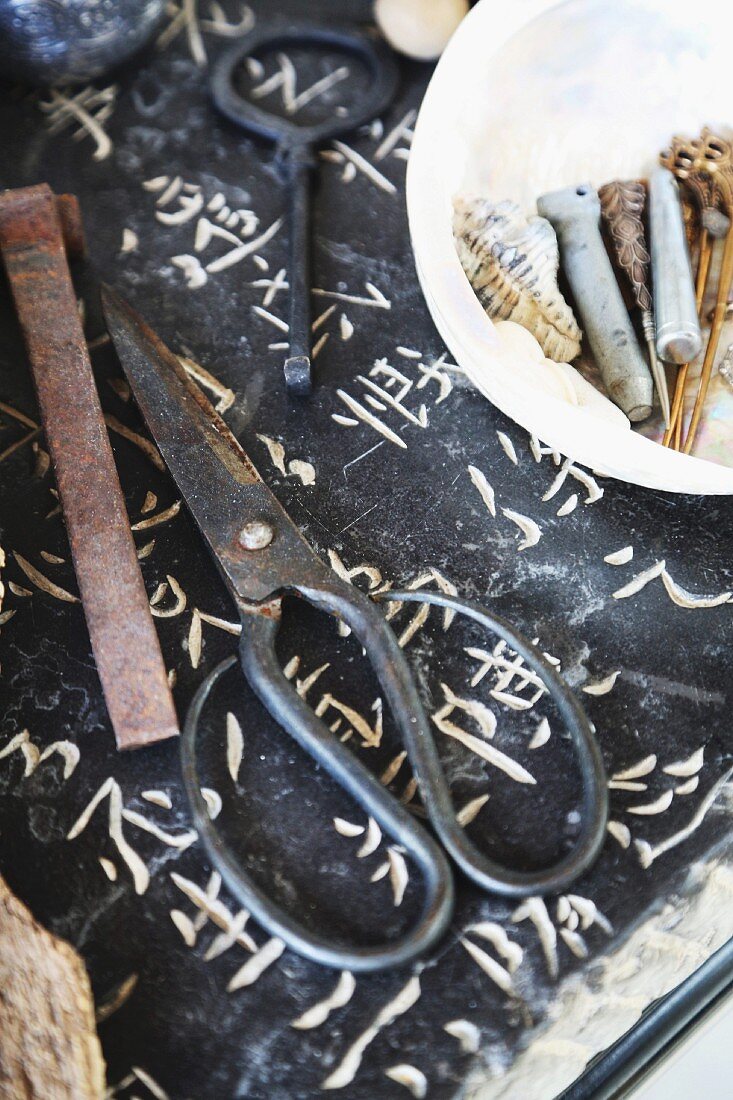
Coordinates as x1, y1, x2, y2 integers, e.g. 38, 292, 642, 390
0, 183, 178, 750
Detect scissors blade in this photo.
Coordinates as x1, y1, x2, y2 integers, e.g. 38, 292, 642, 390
102, 284, 321, 606
102, 284, 260, 486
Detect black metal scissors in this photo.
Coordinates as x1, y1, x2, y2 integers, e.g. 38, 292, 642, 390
102, 286, 608, 972
210, 23, 399, 397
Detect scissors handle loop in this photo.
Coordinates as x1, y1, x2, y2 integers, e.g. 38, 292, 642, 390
181, 609, 454, 972
377, 590, 609, 896
210, 23, 399, 150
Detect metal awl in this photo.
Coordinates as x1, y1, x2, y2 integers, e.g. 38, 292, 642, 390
648, 167, 702, 368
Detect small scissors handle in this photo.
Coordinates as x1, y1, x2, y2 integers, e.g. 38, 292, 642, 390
210, 23, 399, 151
209, 23, 398, 397
181, 578, 608, 972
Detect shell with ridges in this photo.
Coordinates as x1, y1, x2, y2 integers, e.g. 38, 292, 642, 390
453, 197, 582, 362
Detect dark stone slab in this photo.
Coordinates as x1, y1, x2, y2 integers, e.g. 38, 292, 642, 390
0, 3, 731, 1098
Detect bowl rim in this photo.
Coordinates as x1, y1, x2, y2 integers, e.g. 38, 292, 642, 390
406, 0, 733, 495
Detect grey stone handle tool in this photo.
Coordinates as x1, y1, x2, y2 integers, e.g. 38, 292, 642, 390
537, 184, 653, 422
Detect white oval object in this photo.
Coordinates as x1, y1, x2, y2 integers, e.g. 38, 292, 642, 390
407, 0, 733, 493
489, 322, 627, 427
375, 0, 469, 61
493, 319, 544, 363
553, 362, 631, 428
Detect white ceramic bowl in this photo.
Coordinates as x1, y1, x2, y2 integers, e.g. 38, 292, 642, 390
407, 0, 733, 494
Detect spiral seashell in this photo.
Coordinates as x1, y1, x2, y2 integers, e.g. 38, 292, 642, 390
453, 196, 582, 363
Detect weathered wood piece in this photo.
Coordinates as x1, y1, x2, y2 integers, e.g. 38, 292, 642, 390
0, 873, 105, 1100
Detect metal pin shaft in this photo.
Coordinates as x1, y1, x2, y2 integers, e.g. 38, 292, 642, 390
649, 167, 702, 366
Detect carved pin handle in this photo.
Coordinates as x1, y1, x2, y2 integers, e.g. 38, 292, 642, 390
599, 179, 670, 425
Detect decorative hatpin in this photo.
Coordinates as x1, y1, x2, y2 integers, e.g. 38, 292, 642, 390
661, 129, 733, 453
660, 129, 730, 451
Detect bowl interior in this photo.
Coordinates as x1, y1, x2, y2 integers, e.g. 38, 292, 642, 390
407, 0, 733, 494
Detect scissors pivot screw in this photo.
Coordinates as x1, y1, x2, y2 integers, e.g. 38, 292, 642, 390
238, 520, 274, 551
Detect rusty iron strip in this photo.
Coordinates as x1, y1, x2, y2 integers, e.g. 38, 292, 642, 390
0, 184, 178, 749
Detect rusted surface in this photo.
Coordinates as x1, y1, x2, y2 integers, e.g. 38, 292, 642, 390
102, 285, 326, 609
0, 184, 178, 750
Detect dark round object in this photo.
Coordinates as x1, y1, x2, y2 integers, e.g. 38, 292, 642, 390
0, 0, 166, 85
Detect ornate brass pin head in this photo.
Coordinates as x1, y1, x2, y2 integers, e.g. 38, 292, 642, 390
660, 128, 733, 230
